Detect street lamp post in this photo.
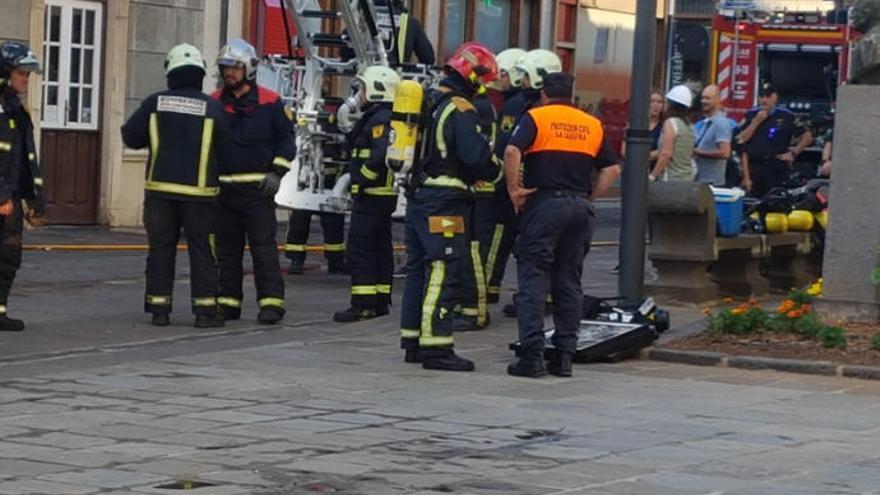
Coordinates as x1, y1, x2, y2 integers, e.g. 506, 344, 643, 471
618, 0, 658, 306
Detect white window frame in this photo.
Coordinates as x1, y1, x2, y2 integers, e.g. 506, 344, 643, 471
41, 0, 103, 131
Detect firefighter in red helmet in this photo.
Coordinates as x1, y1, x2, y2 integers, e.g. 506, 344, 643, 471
398, 42, 499, 372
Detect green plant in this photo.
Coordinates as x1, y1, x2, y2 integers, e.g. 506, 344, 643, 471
817, 326, 847, 349
794, 313, 825, 339
788, 288, 814, 306
871, 331, 880, 351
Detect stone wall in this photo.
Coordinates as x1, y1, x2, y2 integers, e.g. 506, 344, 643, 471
125, 0, 206, 118
0, 0, 31, 44
819, 85, 880, 322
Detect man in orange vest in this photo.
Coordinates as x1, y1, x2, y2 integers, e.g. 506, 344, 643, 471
504, 72, 620, 378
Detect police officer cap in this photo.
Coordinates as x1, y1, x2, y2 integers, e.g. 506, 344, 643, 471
542, 72, 574, 99
759, 82, 778, 96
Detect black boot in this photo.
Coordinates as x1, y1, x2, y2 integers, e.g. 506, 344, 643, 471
151, 312, 170, 327
195, 313, 224, 328
258, 307, 284, 325
219, 306, 241, 321
421, 349, 475, 372
374, 304, 390, 317
507, 349, 547, 378
288, 260, 304, 275
333, 306, 377, 323
404, 348, 422, 363
547, 350, 573, 377
0, 315, 25, 332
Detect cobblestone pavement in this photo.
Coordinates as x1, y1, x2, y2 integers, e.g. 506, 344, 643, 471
0, 219, 877, 494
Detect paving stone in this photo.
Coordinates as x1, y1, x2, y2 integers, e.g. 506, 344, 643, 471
40, 469, 168, 489
0, 479, 100, 494
141, 417, 229, 433
0, 441, 68, 459
1, 410, 157, 431
22, 449, 135, 468
90, 442, 197, 459
0, 424, 31, 438
177, 409, 282, 424
12, 432, 117, 449
395, 420, 487, 435
151, 432, 257, 449
115, 459, 226, 477
0, 458, 73, 476
315, 412, 400, 426
261, 418, 356, 433
564, 480, 709, 495
69, 424, 178, 441
159, 397, 254, 410
39, 396, 136, 409
228, 403, 317, 418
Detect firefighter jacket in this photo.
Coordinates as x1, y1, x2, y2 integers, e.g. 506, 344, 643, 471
122, 88, 228, 201
494, 88, 540, 159
211, 85, 296, 188
472, 92, 502, 199
348, 103, 396, 213
0, 92, 44, 207
418, 75, 496, 191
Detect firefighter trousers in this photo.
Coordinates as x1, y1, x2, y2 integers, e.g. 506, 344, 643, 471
285, 209, 345, 266
216, 189, 285, 317
347, 206, 394, 310
473, 192, 516, 302
516, 194, 595, 354
457, 201, 488, 326
399, 187, 470, 352
0, 199, 23, 315
143, 197, 218, 316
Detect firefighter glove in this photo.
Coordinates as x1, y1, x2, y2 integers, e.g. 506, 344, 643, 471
260, 172, 282, 198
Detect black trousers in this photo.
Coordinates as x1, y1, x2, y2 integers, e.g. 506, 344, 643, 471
143, 197, 218, 316
0, 199, 23, 314
347, 206, 394, 309
749, 157, 789, 198
216, 189, 285, 316
473, 191, 516, 302
516, 195, 595, 353
285, 209, 345, 265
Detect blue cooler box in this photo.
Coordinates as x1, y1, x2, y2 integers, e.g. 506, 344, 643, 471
711, 187, 745, 237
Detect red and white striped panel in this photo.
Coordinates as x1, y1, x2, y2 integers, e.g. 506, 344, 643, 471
717, 33, 735, 103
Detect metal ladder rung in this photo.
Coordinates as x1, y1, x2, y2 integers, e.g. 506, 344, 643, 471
300, 9, 341, 19
310, 33, 349, 48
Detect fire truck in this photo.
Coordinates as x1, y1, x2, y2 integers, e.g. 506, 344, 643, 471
709, 1, 855, 140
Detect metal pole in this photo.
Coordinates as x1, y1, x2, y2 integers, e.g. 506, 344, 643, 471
618, 0, 657, 306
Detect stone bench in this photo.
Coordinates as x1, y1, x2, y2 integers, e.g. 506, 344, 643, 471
644, 182, 814, 302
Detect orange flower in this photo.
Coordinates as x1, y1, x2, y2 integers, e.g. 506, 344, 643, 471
748, 298, 760, 307
723, 297, 734, 304
787, 310, 803, 319
731, 308, 747, 316
777, 300, 796, 314
702, 307, 712, 316
800, 304, 811, 313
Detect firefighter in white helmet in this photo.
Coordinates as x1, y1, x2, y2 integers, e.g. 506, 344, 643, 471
497, 48, 563, 317
333, 66, 401, 322
121, 43, 229, 328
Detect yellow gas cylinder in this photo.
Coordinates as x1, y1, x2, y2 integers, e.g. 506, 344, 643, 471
764, 212, 789, 233
813, 210, 829, 229
386, 80, 424, 175
787, 210, 814, 231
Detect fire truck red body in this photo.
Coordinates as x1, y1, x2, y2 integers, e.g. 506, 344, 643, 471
709, 10, 854, 123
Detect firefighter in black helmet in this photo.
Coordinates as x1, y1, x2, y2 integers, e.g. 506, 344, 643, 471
0, 41, 46, 332
212, 39, 294, 325
121, 43, 228, 328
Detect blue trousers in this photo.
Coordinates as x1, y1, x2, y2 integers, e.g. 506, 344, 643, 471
399, 187, 471, 351
516, 194, 595, 353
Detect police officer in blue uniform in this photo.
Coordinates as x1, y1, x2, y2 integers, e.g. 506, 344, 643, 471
211, 39, 294, 325
737, 82, 813, 198
399, 42, 499, 372
504, 73, 620, 378
122, 44, 228, 328
333, 67, 400, 322
0, 41, 46, 332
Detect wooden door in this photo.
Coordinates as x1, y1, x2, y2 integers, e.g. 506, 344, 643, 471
39, 0, 104, 224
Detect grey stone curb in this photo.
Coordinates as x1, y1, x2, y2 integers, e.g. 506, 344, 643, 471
640, 347, 880, 381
